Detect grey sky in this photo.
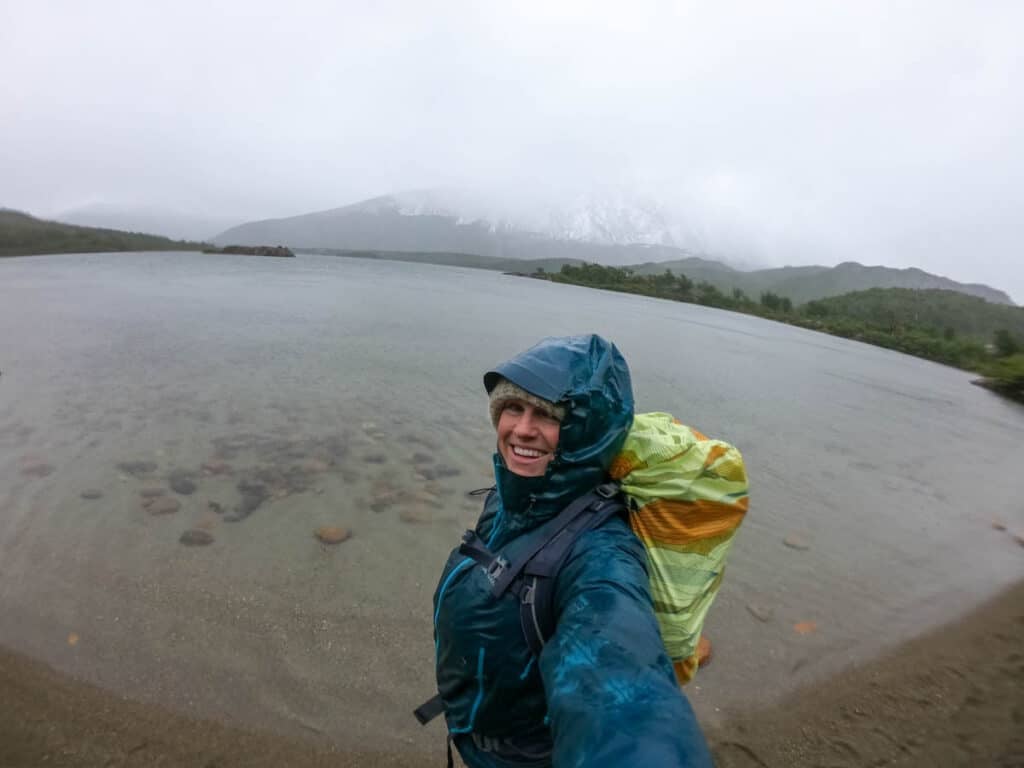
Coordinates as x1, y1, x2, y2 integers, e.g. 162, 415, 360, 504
2, 1, 1022, 301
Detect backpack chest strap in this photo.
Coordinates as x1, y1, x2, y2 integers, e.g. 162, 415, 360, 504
458, 484, 621, 599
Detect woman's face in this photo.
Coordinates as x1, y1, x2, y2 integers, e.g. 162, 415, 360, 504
496, 399, 561, 477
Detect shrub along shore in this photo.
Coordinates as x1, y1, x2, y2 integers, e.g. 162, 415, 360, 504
530, 263, 1024, 403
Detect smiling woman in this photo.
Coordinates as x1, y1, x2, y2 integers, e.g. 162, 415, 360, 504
421, 335, 713, 768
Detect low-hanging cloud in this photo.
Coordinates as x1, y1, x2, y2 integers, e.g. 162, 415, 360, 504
1, 0, 1021, 300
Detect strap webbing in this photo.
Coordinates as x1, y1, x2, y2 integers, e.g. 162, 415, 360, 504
488, 485, 618, 597
414, 694, 446, 725
519, 498, 625, 655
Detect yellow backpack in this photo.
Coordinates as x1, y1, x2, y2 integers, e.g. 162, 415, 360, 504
609, 413, 749, 683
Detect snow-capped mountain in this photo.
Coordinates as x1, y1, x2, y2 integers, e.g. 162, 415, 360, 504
213, 188, 703, 268
387, 188, 682, 248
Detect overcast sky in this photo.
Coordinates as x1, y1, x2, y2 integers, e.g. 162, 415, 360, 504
2, 1, 1022, 300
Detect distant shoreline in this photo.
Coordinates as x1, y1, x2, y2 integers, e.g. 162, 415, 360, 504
524, 266, 1024, 404
202, 245, 295, 257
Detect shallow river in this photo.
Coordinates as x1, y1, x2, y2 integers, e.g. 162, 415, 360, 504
0, 251, 1022, 748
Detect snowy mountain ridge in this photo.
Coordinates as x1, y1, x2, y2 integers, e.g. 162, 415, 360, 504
388, 188, 681, 247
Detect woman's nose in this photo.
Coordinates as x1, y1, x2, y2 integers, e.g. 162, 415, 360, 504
514, 412, 539, 434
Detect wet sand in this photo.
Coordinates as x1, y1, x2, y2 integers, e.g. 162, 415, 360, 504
707, 579, 1024, 767
2, 582, 1022, 768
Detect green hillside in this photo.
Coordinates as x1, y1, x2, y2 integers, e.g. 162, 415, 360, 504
535, 262, 1024, 401
0, 209, 207, 256
804, 288, 1024, 341
628, 259, 1013, 306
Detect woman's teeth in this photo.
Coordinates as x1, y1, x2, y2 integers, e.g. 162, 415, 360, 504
512, 446, 543, 458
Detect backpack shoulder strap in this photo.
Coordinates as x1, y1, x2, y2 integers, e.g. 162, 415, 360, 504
518, 486, 626, 657
415, 484, 625, 726
458, 484, 619, 598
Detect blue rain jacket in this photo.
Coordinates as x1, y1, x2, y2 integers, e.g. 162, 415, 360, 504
432, 335, 712, 768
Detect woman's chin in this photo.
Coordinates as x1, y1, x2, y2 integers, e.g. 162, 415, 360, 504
504, 454, 550, 477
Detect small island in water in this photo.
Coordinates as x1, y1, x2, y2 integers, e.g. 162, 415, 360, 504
203, 245, 295, 257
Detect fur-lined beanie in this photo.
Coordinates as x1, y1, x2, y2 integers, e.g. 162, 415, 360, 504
488, 378, 566, 428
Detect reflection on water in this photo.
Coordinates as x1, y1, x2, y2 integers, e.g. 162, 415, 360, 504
1, 251, 1022, 747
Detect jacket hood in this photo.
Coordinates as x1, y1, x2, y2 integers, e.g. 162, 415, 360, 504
484, 334, 634, 543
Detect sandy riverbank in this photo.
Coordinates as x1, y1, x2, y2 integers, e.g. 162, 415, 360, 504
2, 580, 1022, 768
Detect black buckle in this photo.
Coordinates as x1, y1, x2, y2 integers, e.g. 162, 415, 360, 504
485, 556, 509, 585
595, 482, 618, 499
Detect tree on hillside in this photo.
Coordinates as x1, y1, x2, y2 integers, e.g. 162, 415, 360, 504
760, 291, 792, 313
994, 329, 1021, 357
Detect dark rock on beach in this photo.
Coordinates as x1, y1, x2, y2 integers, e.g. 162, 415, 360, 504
179, 529, 214, 546
80, 489, 103, 500
139, 486, 167, 499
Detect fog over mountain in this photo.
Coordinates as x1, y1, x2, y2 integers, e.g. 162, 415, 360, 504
55, 203, 242, 242
2, 2, 1022, 301
210, 192, 1014, 305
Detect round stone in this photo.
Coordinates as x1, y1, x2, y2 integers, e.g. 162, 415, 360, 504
146, 496, 180, 515
179, 529, 214, 546
315, 526, 352, 544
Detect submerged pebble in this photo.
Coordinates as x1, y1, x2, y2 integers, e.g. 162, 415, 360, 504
117, 460, 158, 477
169, 469, 198, 495
746, 603, 774, 623
793, 620, 818, 635
145, 496, 180, 515
400, 508, 433, 525
419, 465, 461, 481
179, 529, 214, 546
783, 534, 811, 551
19, 458, 54, 478
80, 489, 104, 500
139, 486, 167, 498
201, 459, 234, 476
315, 526, 352, 544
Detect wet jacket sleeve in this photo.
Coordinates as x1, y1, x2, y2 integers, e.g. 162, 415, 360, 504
538, 519, 713, 768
